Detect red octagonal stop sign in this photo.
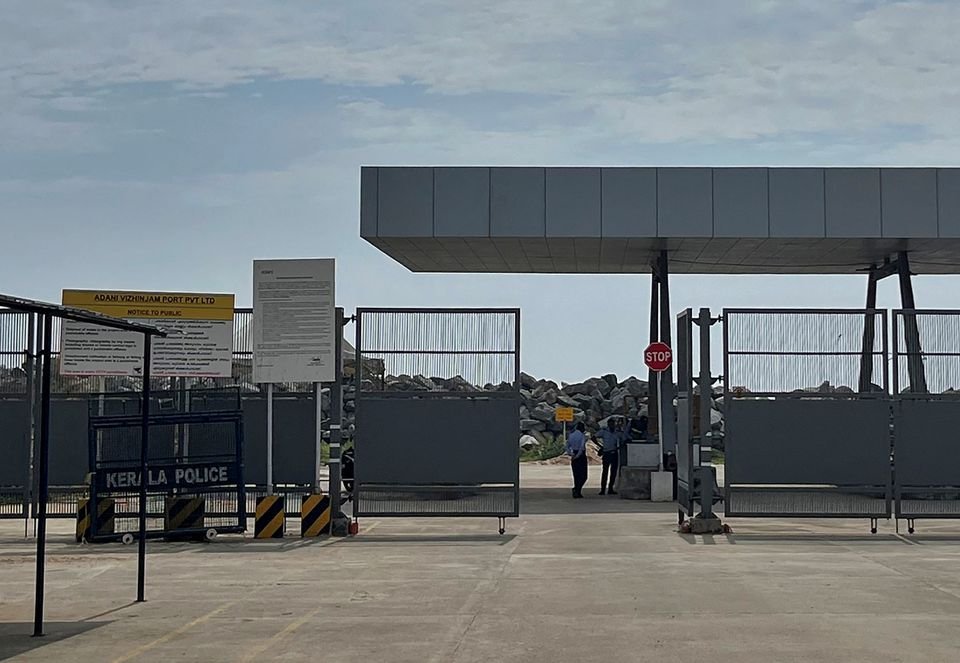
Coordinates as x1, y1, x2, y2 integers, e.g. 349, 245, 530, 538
644, 342, 673, 372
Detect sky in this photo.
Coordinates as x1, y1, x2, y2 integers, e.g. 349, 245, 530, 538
2, 0, 960, 383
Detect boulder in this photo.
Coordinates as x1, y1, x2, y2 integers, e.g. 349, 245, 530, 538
531, 404, 556, 423
621, 377, 648, 398
602, 374, 619, 392
521, 419, 546, 433
556, 393, 579, 408
520, 372, 539, 390
519, 435, 540, 451
562, 382, 593, 397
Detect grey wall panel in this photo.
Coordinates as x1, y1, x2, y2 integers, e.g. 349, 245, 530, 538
825, 168, 881, 237
895, 400, 960, 486
377, 167, 433, 237
0, 399, 30, 485
657, 168, 713, 237
360, 167, 378, 237
241, 398, 266, 485
713, 168, 769, 237
939, 169, 960, 238
601, 168, 657, 237
491, 167, 545, 237
356, 397, 519, 485
726, 399, 890, 485
545, 167, 601, 237
273, 397, 317, 485
769, 168, 825, 237
435, 167, 490, 237
881, 169, 938, 238
240, 395, 316, 485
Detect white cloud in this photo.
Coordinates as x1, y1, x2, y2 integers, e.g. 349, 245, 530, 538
1, 0, 958, 157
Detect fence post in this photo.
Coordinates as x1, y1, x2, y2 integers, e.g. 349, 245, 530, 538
328, 307, 347, 535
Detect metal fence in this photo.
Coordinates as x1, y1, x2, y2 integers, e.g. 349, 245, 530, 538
355, 309, 520, 524
0, 307, 320, 395
724, 308, 888, 396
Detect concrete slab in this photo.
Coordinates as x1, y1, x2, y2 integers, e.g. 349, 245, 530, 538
2, 464, 960, 662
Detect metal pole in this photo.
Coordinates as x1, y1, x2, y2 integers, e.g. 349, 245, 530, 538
897, 252, 927, 394
656, 371, 664, 471
315, 381, 323, 493
32, 314, 52, 637
648, 268, 660, 436
697, 308, 714, 519
24, 312, 36, 537
657, 250, 678, 457
183, 378, 191, 459
266, 383, 274, 495
328, 308, 345, 534
136, 334, 152, 603
859, 267, 879, 393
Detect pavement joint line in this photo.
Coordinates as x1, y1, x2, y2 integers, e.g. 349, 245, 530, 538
109, 599, 240, 663
238, 604, 324, 663
431, 535, 516, 663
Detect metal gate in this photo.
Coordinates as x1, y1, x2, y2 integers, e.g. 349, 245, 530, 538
354, 309, 520, 527
87, 389, 246, 541
892, 310, 960, 526
722, 309, 892, 520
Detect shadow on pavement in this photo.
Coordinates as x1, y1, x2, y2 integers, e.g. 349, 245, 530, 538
0, 621, 111, 661
520, 487, 679, 515
331, 534, 517, 546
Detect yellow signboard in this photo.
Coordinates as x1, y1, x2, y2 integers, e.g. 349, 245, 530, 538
62, 290, 233, 321
555, 407, 575, 423
60, 289, 235, 378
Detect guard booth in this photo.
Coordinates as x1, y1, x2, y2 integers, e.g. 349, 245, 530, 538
353, 308, 520, 534
84, 388, 246, 542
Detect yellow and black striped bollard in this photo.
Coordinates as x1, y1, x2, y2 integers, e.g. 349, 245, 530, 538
255, 495, 285, 539
165, 497, 205, 532
76, 498, 115, 543
301, 493, 331, 537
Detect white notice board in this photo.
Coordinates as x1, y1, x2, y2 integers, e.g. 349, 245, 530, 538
253, 258, 336, 384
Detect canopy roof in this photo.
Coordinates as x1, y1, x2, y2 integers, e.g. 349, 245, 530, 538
361, 167, 960, 274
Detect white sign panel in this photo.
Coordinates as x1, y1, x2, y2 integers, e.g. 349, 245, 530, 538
60, 290, 236, 378
253, 258, 336, 384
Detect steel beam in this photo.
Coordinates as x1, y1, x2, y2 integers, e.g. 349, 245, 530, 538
898, 252, 928, 394
858, 267, 879, 393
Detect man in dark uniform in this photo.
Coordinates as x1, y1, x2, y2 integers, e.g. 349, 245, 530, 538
596, 419, 621, 495
565, 422, 588, 498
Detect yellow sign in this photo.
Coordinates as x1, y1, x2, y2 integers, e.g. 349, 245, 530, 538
60, 289, 236, 378
555, 407, 575, 423
62, 289, 234, 321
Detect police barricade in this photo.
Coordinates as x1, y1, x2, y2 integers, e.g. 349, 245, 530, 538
85, 408, 245, 543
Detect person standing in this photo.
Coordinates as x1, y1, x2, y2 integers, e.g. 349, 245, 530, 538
566, 422, 588, 498
596, 419, 621, 495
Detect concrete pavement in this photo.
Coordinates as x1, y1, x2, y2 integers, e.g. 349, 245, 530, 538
2, 464, 960, 662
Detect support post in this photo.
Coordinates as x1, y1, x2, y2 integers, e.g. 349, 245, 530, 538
648, 268, 660, 435
697, 308, 714, 520
136, 334, 152, 603
315, 381, 323, 493
266, 383, 274, 495
656, 250, 678, 457
859, 266, 879, 393
328, 307, 348, 536
898, 252, 927, 394
24, 312, 36, 536
32, 314, 52, 637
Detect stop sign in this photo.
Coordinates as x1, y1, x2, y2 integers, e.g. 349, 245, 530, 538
644, 342, 673, 372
